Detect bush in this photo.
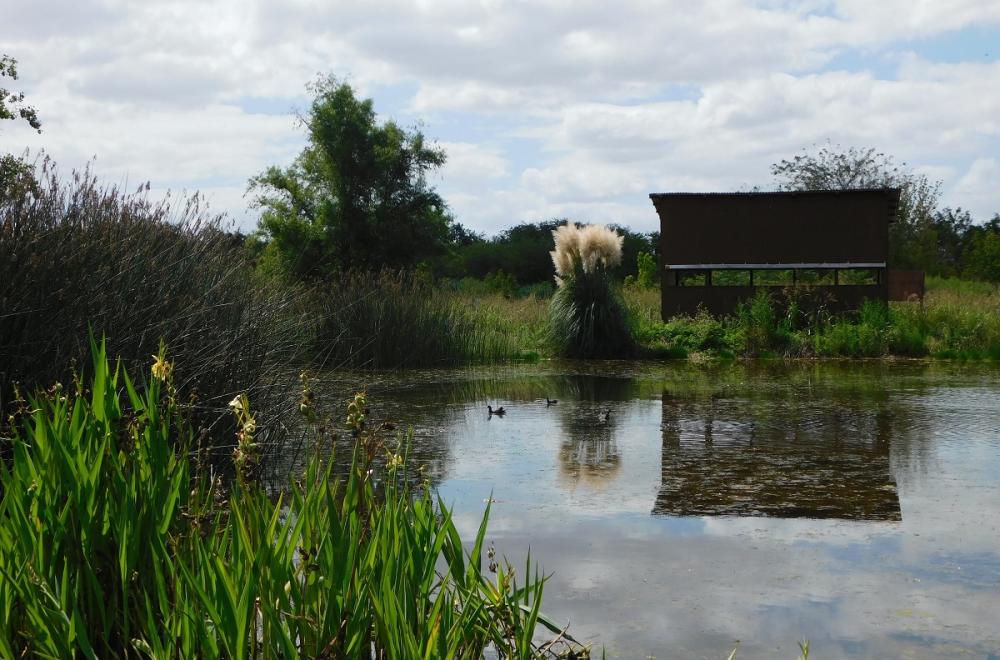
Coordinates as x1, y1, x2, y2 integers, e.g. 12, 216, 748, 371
547, 224, 634, 358
733, 291, 791, 355
640, 312, 727, 353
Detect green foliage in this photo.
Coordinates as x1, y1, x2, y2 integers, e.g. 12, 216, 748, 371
623, 279, 1000, 360
312, 270, 534, 367
484, 269, 519, 297
733, 291, 792, 356
0, 342, 585, 658
964, 230, 1000, 283
0, 159, 305, 446
636, 251, 658, 289
250, 77, 452, 279
0, 53, 41, 133
0, 153, 37, 200
549, 273, 634, 359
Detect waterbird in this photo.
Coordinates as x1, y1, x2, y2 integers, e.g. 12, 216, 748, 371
546, 397, 558, 406
488, 405, 506, 417
598, 409, 611, 425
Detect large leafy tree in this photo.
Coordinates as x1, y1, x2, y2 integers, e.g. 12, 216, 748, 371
249, 78, 452, 279
771, 143, 941, 270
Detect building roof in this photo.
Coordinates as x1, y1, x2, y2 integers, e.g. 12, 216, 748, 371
650, 188, 902, 221
648, 187, 901, 198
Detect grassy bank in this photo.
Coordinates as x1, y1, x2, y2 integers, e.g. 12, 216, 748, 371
628, 277, 1000, 359
0, 341, 584, 658
310, 271, 539, 369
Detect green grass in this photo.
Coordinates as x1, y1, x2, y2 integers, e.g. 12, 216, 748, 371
625, 282, 1000, 360
312, 270, 541, 368
0, 340, 586, 658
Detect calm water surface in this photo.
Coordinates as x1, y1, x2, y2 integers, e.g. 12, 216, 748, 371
317, 361, 1000, 658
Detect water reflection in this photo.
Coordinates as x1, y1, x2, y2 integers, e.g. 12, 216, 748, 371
553, 375, 635, 491
296, 361, 1000, 656
557, 410, 621, 491
655, 388, 902, 520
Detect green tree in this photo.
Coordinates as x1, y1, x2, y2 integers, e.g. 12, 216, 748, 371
249, 77, 452, 278
1, 54, 40, 133
770, 143, 941, 270
964, 216, 1000, 283
929, 207, 974, 276
636, 251, 658, 288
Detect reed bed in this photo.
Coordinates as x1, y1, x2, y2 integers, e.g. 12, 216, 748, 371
0, 159, 309, 449
0, 340, 585, 658
312, 271, 538, 368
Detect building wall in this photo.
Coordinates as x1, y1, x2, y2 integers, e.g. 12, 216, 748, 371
652, 190, 899, 318
653, 190, 895, 265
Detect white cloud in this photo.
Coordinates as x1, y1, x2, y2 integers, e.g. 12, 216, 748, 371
3, 0, 1000, 234
947, 158, 1000, 220
438, 141, 510, 181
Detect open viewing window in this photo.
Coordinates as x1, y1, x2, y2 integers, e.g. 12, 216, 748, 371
667, 265, 884, 287
676, 271, 708, 286
838, 268, 879, 285
711, 270, 751, 286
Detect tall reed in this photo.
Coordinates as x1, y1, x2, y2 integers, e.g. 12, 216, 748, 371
312, 270, 532, 368
0, 158, 309, 451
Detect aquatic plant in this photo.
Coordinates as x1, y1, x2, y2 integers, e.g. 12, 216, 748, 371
547, 223, 634, 358
0, 339, 587, 658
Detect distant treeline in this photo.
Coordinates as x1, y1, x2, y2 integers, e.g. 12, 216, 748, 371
436, 220, 658, 287
892, 207, 1000, 282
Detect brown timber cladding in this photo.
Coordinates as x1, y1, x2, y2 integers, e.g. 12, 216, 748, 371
650, 189, 901, 318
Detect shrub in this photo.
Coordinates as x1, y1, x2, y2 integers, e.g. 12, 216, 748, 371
647, 312, 728, 353
733, 291, 791, 355
547, 223, 634, 358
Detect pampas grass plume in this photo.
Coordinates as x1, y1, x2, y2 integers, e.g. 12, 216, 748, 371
550, 222, 623, 283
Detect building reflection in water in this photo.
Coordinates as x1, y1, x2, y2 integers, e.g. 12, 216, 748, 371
654, 389, 901, 520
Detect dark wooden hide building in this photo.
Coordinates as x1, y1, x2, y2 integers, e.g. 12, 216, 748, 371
650, 189, 901, 318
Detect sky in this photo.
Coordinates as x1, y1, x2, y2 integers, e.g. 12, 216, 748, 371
2, 0, 999, 236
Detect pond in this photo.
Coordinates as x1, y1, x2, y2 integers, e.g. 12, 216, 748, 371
313, 361, 1000, 658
